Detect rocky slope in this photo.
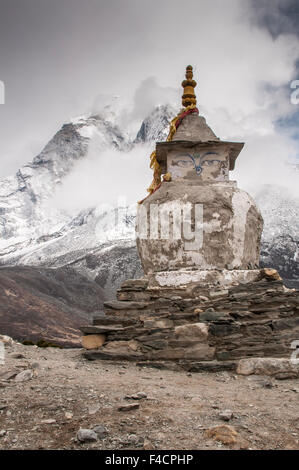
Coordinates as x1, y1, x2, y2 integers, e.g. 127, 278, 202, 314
254, 185, 299, 287
0, 106, 175, 298
0, 266, 106, 346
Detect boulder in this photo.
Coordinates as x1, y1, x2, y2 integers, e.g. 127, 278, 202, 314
219, 409, 234, 421
237, 357, 298, 377
81, 334, 106, 350
262, 268, 282, 281
77, 428, 98, 443
15, 370, 33, 382
117, 403, 140, 412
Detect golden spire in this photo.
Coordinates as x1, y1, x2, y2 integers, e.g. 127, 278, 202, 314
181, 65, 197, 108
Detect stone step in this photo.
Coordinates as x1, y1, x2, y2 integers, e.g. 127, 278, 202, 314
136, 360, 238, 372
80, 325, 126, 334
120, 279, 149, 291
92, 316, 136, 326
83, 350, 143, 361
103, 300, 150, 310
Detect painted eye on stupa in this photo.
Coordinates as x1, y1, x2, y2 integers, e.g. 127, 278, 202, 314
202, 159, 221, 166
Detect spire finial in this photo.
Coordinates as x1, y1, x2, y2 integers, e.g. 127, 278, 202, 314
181, 65, 197, 108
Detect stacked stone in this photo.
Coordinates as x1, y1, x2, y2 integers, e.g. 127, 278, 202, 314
81, 271, 299, 372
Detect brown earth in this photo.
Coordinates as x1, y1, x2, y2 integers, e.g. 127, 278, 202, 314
0, 339, 298, 450
0, 266, 106, 347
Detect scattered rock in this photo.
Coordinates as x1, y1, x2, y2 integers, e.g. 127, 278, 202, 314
143, 438, 155, 450
260, 379, 273, 389
77, 428, 98, 443
219, 409, 233, 421
0, 335, 14, 346
11, 353, 25, 359
88, 404, 100, 415
31, 362, 41, 370
65, 412, 73, 420
0, 430, 6, 438
0, 370, 18, 381
127, 434, 139, 444
117, 403, 140, 412
136, 391, 147, 399
125, 391, 147, 400
274, 372, 298, 380
40, 419, 56, 424
93, 425, 108, 439
15, 370, 33, 382
204, 425, 238, 445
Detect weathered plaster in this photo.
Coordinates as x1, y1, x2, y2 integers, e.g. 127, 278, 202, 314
149, 268, 262, 288
136, 181, 263, 274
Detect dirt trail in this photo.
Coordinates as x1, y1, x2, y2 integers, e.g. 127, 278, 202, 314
0, 340, 298, 450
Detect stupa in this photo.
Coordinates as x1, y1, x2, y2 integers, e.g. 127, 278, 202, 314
136, 65, 263, 288
81, 67, 299, 373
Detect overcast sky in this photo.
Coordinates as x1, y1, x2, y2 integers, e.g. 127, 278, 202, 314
0, 0, 299, 182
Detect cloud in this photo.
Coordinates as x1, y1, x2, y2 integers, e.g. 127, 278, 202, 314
1, 0, 299, 209
249, 0, 299, 38
234, 132, 299, 198
51, 136, 153, 214
129, 77, 179, 121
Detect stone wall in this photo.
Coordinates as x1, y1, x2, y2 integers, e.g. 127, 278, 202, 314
81, 274, 299, 372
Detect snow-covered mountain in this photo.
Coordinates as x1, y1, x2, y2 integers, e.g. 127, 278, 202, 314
0, 103, 298, 295
254, 184, 299, 287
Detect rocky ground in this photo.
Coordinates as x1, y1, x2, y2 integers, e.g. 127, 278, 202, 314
0, 337, 298, 450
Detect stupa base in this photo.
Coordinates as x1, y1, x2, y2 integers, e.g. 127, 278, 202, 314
147, 268, 262, 289
80, 269, 299, 371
